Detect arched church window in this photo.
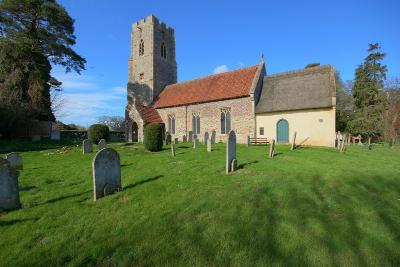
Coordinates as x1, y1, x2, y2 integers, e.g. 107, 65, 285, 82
192, 114, 200, 134
220, 108, 231, 134
161, 42, 167, 58
168, 115, 175, 134
139, 39, 144, 56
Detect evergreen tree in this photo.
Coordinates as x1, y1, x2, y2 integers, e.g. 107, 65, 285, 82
0, 0, 85, 137
348, 43, 387, 137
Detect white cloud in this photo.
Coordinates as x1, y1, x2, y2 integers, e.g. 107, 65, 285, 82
213, 65, 229, 74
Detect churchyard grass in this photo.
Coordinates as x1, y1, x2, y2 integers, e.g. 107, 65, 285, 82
0, 141, 399, 266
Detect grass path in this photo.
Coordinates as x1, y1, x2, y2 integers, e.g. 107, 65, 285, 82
1, 142, 400, 266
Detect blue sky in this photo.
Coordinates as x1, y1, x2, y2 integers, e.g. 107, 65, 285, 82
54, 0, 400, 126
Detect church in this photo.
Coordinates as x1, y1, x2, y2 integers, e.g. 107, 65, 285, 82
125, 15, 336, 147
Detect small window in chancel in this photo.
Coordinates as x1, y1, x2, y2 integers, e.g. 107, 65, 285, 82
260, 127, 264, 135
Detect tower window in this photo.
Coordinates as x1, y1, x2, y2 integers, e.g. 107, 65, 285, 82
168, 115, 175, 134
139, 39, 144, 56
220, 108, 231, 134
161, 42, 167, 58
192, 114, 200, 134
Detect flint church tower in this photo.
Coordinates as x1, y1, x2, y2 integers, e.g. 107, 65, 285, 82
127, 14, 177, 105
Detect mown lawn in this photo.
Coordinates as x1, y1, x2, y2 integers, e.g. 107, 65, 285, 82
0, 141, 400, 266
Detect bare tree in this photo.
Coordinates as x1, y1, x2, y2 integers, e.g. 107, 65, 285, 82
97, 116, 125, 131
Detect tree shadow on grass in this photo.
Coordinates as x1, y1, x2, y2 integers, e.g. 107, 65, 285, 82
238, 160, 258, 170
0, 218, 39, 226
124, 175, 164, 190
19, 185, 37, 191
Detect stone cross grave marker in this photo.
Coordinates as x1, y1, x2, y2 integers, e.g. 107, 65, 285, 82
226, 130, 237, 174
204, 132, 209, 145
171, 143, 176, 157
82, 139, 93, 154
165, 133, 171, 145
291, 131, 297, 151
92, 148, 121, 201
207, 140, 212, 152
269, 139, 276, 158
211, 130, 216, 144
5, 152, 23, 170
98, 139, 107, 150
0, 158, 21, 211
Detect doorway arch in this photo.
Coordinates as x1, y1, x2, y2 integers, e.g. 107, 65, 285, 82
276, 119, 289, 143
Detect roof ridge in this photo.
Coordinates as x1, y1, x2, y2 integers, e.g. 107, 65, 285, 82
166, 64, 259, 88
265, 65, 333, 79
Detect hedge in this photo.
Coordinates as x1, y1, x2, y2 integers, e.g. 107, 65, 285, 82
88, 124, 109, 144
144, 123, 163, 152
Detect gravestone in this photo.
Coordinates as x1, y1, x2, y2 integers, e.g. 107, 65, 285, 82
204, 132, 209, 145
174, 138, 178, 144
291, 132, 297, 151
51, 130, 61, 141
247, 136, 250, 147
32, 135, 41, 142
0, 158, 21, 211
207, 140, 212, 152
193, 134, 197, 140
339, 139, 346, 152
193, 138, 199, 148
92, 148, 121, 201
5, 152, 23, 170
98, 139, 107, 150
82, 139, 93, 154
226, 130, 237, 174
211, 130, 216, 144
171, 144, 176, 157
165, 133, 171, 145
188, 131, 193, 143
183, 135, 187, 142
269, 139, 276, 158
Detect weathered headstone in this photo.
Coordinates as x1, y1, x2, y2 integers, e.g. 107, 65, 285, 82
5, 153, 23, 170
82, 139, 93, 154
0, 158, 21, 211
51, 130, 61, 141
92, 148, 121, 201
183, 135, 187, 142
174, 137, 178, 144
32, 135, 41, 142
246, 136, 250, 147
98, 139, 107, 150
188, 131, 193, 143
171, 144, 176, 157
204, 132, 209, 145
165, 133, 172, 145
291, 132, 297, 151
207, 140, 212, 152
269, 139, 276, 158
226, 130, 237, 174
193, 138, 199, 148
339, 139, 346, 152
211, 130, 216, 144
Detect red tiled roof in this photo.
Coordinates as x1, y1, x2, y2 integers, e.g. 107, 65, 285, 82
138, 105, 163, 123
153, 65, 258, 108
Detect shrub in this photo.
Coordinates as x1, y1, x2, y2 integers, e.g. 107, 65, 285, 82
144, 123, 163, 152
88, 124, 109, 144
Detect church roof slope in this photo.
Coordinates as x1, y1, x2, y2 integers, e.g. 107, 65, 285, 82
138, 105, 163, 123
255, 65, 336, 114
153, 65, 258, 108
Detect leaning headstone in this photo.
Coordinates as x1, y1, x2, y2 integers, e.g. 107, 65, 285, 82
291, 132, 297, 151
171, 144, 176, 157
92, 148, 121, 201
0, 158, 21, 211
165, 133, 171, 145
51, 130, 61, 141
98, 139, 107, 150
211, 130, 216, 144
207, 140, 212, 152
82, 139, 93, 154
188, 131, 193, 143
32, 135, 41, 142
226, 130, 237, 174
204, 132, 209, 145
183, 135, 187, 142
5, 153, 23, 170
269, 139, 276, 158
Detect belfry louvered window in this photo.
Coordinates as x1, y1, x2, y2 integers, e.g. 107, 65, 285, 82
192, 114, 200, 134
220, 108, 231, 134
139, 40, 144, 56
161, 42, 166, 58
